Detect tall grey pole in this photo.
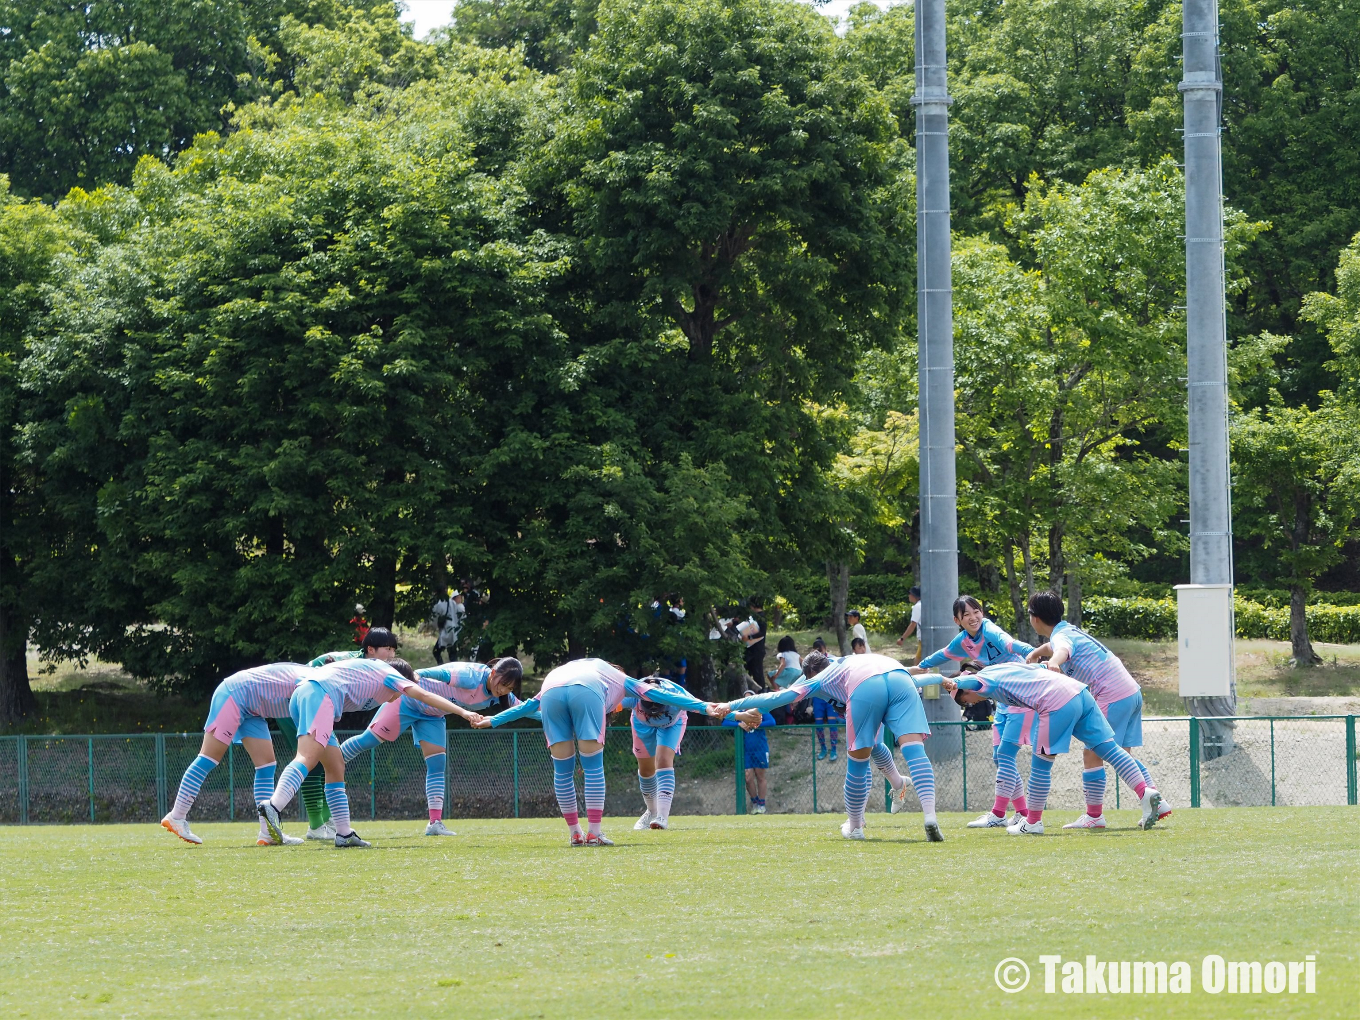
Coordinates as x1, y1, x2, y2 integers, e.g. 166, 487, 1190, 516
912, 0, 961, 733
1179, 0, 1237, 733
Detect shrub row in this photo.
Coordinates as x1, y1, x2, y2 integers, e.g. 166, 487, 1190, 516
1083, 597, 1360, 644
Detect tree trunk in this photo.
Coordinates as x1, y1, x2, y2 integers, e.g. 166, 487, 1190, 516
369, 552, 397, 629
431, 555, 448, 602
1020, 533, 1035, 599
1002, 542, 1037, 643
1289, 584, 1320, 665
0, 601, 36, 729
1066, 569, 1082, 626
827, 561, 850, 655
1048, 521, 1065, 602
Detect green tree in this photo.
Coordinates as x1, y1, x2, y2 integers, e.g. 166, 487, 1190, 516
447, 0, 599, 73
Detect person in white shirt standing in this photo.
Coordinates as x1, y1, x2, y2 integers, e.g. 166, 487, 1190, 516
430, 590, 466, 664
896, 586, 923, 664
848, 609, 868, 650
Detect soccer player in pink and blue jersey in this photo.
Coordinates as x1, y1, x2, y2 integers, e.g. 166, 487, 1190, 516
620, 676, 708, 831
160, 662, 314, 846
911, 595, 1036, 829
1024, 590, 1173, 829
942, 660, 1164, 834
259, 657, 481, 847
473, 659, 731, 846
727, 651, 944, 843
338, 658, 530, 835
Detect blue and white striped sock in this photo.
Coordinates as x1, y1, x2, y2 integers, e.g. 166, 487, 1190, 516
580, 750, 606, 834
341, 729, 381, 764
994, 745, 1022, 816
171, 754, 218, 819
425, 753, 447, 820
655, 767, 676, 822
252, 763, 276, 804
323, 782, 351, 836
638, 770, 658, 814
1094, 740, 1150, 796
268, 760, 308, 811
901, 743, 937, 823
551, 755, 580, 830
870, 743, 906, 791
1026, 755, 1054, 822
1134, 757, 1152, 785
843, 756, 872, 829
1082, 767, 1107, 816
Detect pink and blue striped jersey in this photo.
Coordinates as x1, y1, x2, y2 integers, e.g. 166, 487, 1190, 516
488, 659, 709, 727
960, 662, 1084, 713
918, 619, 1035, 670
409, 662, 521, 718
217, 663, 313, 718
308, 658, 413, 715
623, 678, 700, 728
1048, 621, 1140, 709
728, 653, 911, 712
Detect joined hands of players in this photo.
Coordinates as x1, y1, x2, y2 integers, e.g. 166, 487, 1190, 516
732, 707, 763, 731
469, 714, 492, 729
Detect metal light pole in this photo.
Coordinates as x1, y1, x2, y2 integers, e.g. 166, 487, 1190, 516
913, 0, 961, 733
1178, 0, 1237, 744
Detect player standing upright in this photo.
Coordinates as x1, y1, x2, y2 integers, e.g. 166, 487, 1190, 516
1024, 591, 1173, 828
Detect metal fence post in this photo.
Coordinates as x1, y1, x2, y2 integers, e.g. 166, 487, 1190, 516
734, 725, 746, 814
512, 731, 520, 819
155, 733, 167, 819
88, 737, 95, 823
1269, 717, 1276, 807
960, 723, 967, 813
370, 745, 376, 821
227, 743, 235, 821
1189, 716, 1201, 808
17, 735, 27, 824
1347, 716, 1357, 807
811, 728, 818, 814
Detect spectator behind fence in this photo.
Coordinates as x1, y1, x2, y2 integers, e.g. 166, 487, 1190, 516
725, 700, 777, 813
851, 636, 867, 654
848, 609, 868, 649
430, 590, 466, 664
896, 587, 923, 663
767, 636, 802, 723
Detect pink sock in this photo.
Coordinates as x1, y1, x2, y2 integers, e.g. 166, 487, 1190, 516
991, 796, 1009, 818
1012, 794, 1027, 815
1087, 803, 1103, 818
1027, 810, 1043, 824
428, 808, 441, 823
1133, 781, 1147, 798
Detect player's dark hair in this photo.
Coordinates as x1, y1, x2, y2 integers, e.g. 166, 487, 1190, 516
951, 595, 984, 620
1027, 590, 1064, 626
851, 637, 867, 651
908, 586, 921, 599
776, 635, 797, 654
802, 650, 832, 678
490, 657, 523, 683
958, 659, 985, 674
389, 658, 417, 682
361, 626, 398, 649
635, 675, 673, 719
811, 637, 828, 652
846, 608, 860, 618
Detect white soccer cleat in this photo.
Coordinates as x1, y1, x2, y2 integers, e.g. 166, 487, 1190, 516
840, 819, 866, 840
334, 830, 371, 848
890, 783, 910, 814
305, 822, 335, 841
1139, 789, 1163, 830
160, 814, 202, 845
1156, 796, 1173, 820
257, 801, 284, 844
425, 820, 456, 837
752, 804, 767, 814
585, 832, 614, 846
966, 812, 1008, 828
1007, 818, 1044, 835
1062, 814, 1107, 830
1005, 812, 1025, 828
570, 830, 587, 847
279, 832, 304, 845
634, 809, 655, 830
649, 817, 669, 830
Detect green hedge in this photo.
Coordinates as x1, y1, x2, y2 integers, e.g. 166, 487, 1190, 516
1083, 596, 1360, 644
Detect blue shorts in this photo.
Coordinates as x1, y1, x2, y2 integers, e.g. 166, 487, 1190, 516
812, 697, 839, 724
743, 730, 770, 770
203, 687, 272, 744
288, 681, 341, 748
540, 684, 607, 746
1101, 691, 1144, 748
844, 671, 930, 752
1035, 689, 1115, 756
631, 715, 687, 758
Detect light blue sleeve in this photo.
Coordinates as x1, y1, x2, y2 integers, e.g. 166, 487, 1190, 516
955, 677, 985, 692
982, 619, 1035, 659
728, 681, 816, 712
625, 677, 709, 713
488, 696, 542, 727
917, 631, 966, 669
911, 673, 945, 689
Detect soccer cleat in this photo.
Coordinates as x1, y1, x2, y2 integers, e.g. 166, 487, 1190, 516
1138, 789, 1163, 830
890, 784, 910, 814
305, 822, 336, 841
1062, 814, 1107, 830
425, 820, 456, 837
633, 809, 655, 830
258, 831, 305, 846
923, 821, 944, 842
649, 817, 669, 830
585, 832, 614, 846
816, 747, 827, 761
752, 804, 767, 815
257, 800, 284, 844
966, 812, 1008, 828
334, 830, 371, 848
160, 814, 202, 845
1156, 796, 1174, 820
570, 830, 587, 847
1005, 812, 1025, 828
840, 819, 866, 840
1007, 818, 1044, 835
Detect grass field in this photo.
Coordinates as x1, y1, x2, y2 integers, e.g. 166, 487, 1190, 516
1, 810, 1355, 1018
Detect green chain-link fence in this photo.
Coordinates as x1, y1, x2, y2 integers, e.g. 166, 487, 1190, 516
0, 717, 1355, 824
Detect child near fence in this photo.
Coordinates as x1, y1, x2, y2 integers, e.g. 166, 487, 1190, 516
338, 658, 528, 835
723, 704, 777, 813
